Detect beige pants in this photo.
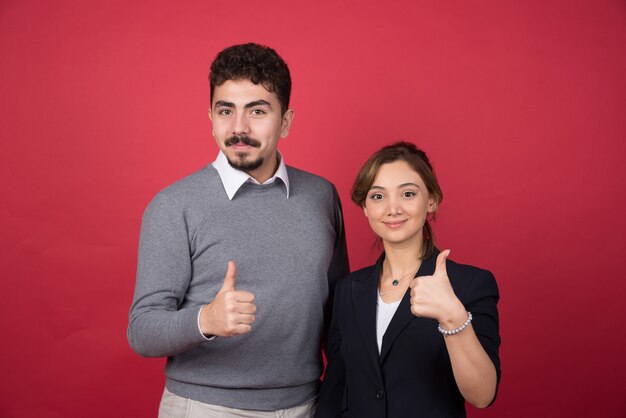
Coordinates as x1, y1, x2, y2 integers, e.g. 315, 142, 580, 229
158, 387, 317, 418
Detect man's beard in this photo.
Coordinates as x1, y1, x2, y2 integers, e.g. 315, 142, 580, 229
224, 135, 263, 171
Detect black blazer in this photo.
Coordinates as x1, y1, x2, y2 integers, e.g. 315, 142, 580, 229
316, 249, 501, 418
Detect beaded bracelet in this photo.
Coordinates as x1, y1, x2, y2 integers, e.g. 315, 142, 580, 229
438, 312, 473, 337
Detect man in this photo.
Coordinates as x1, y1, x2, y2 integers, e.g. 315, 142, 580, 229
127, 43, 349, 418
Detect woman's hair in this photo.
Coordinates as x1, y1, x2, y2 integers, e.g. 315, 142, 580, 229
351, 141, 443, 259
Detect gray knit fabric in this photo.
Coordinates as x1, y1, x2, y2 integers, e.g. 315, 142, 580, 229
128, 164, 349, 410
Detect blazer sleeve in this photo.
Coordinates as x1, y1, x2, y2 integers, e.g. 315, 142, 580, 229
462, 268, 502, 398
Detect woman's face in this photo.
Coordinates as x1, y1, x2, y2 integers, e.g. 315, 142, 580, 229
363, 160, 437, 248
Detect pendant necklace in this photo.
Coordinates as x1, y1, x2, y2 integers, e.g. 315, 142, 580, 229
379, 269, 418, 296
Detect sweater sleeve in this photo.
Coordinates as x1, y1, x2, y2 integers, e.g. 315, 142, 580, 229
328, 187, 350, 287
315, 279, 347, 418
127, 192, 207, 357
323, 188, 350, 346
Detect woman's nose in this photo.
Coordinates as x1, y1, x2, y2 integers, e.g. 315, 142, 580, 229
387, 197, 402, 215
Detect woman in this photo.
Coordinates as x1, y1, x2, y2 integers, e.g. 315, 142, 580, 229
316, 142, 501, 418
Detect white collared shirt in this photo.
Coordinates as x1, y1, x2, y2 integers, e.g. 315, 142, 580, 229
212, 150, 290, 200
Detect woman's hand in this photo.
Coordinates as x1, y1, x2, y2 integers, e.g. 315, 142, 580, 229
410, 250, 466, 327
411, 249, 499, 407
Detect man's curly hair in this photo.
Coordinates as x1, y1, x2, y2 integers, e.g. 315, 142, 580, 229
209, 43, 291, 115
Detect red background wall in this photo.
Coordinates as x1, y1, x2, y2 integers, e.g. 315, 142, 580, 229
1, 1, 625, 417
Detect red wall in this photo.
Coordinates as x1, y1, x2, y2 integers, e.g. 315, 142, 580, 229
2, 1, 625, 417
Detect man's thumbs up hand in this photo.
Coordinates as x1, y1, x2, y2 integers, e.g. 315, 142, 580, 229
200, 261, 256, 337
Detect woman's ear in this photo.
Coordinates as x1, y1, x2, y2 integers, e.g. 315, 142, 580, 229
427, 196, 437, 213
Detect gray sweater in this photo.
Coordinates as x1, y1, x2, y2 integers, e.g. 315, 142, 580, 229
128, 165, 349, 410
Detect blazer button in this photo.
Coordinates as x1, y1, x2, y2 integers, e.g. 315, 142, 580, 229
376, 389, 385, 400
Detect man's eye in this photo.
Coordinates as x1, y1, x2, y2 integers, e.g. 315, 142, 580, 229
251, 109, 266, 116
218, 109, 232, 116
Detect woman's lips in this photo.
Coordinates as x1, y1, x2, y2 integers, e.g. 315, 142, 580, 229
383, 220, 407, 229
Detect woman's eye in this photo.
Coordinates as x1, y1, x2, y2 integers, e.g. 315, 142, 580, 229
403, 191, 416, 198
369, 193, 384, 200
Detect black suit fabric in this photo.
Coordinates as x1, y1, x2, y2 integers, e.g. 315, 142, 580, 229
316, 250, 501, 418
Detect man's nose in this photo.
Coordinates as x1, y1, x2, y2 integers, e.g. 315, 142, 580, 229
232, 113, 249, 134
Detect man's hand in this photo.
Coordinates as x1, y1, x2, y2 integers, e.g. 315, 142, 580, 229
199, 261, 256, 337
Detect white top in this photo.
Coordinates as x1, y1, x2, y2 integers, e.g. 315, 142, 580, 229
376, 293, 402, 353
212, 150, 290, 200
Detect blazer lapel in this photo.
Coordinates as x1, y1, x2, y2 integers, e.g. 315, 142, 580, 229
379, 250, 439, 363
352, 255, 384, 375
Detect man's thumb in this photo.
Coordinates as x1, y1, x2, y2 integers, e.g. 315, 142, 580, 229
220, 260, 237, 291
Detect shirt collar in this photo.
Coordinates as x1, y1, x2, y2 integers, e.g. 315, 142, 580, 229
212, 151, 290, 200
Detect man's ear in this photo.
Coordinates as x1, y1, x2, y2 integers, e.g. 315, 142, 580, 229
207, 108, 215, 137
280, 109, 295, 138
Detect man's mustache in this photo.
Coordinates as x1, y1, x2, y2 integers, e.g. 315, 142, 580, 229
225, 135, 261, 148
